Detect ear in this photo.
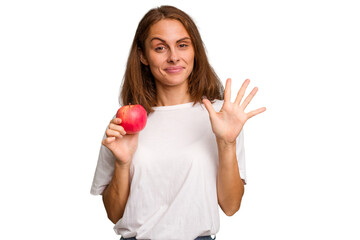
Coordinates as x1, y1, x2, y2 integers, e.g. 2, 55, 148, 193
139, 49, 149, 66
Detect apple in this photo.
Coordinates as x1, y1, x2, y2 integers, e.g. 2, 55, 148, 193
116, 104, 147, 134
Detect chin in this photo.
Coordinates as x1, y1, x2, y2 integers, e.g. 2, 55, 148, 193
156, 75, 189, 86
168, 78, 189, 86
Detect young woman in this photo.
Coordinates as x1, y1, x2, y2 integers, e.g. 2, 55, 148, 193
91, 5, 266, 240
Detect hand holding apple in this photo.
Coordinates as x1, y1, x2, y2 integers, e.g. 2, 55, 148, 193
102, 118, 139, 166
101, 104, 147, 165
116, 104, 147, 134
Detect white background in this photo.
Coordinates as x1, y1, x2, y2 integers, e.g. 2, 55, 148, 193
1, 0, 359, 239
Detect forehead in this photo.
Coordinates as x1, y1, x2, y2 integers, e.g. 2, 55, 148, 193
147, 19, 190, 42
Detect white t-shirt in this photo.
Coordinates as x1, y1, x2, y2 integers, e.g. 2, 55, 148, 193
90, 99, 246, 240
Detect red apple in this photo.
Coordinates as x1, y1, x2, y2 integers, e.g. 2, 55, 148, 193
116, 104, 147, 134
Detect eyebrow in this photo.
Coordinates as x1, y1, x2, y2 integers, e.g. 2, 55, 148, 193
150, 37, 191, 43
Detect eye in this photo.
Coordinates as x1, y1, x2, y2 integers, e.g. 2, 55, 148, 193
179, 43, 188, 48
155, 46, 166, 52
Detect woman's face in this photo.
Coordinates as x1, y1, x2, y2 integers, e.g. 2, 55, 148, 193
141, 19, 195, 88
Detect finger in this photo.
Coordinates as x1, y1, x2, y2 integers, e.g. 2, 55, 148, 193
202, 98, 217, 118
224, 78, 232, 103
240, 86, 258, 110
102, 137, 116, 145
234, 79, 250, 106
106, 128, 124, 138
247, 107, 267, 119
109, 123, 126, 135
110, 118, 122, 125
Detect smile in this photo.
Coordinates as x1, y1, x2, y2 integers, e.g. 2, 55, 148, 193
164, 66, 184, 73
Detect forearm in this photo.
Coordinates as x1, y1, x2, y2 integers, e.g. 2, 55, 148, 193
102, 161, 131, 224
216, 138, 244, 216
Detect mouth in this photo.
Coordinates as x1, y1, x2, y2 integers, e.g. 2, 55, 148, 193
164, 66, 184, 73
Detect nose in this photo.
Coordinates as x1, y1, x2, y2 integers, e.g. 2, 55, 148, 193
167, 48, 180, 63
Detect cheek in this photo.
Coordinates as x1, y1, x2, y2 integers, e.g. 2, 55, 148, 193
185, 49, 195, 65
147, 55, 165, 69
186, 54, 195, 69
147, 56, 165, 77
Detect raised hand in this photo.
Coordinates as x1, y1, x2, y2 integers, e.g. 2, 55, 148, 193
202, 78, 266, 144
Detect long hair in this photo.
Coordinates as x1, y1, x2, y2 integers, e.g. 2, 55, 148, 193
119, 5, 224, 114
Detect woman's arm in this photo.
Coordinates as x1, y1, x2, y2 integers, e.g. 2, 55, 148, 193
202, 78, 265, 215
100, 117, 139, 224
102, 161, 131, 224
216, 139, 244, 216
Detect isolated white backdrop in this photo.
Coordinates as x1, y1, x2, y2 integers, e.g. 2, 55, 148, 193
1, 0, 359, 239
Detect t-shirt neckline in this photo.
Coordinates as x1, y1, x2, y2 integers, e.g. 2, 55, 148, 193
152, 101, 197, 111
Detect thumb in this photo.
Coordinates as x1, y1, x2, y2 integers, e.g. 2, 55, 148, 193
202, 98, 216, 118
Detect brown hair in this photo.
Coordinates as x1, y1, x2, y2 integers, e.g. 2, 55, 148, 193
119, 5, 224, 114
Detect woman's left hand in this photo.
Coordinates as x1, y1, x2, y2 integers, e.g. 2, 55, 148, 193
202, 78, 266, 145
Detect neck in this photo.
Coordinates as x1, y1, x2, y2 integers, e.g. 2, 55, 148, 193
156, 94, 192, 106
155, 83, 192, 107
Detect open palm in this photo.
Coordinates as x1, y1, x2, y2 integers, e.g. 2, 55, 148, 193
202, 78, 266, 144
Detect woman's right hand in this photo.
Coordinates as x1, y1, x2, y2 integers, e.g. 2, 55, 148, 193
102, 118, 139, 166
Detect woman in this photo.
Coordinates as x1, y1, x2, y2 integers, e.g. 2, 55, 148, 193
91, 5, 266, 240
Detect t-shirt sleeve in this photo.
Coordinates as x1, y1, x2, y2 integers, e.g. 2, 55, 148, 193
236, 129, 247, 184
90, 127, 116, 195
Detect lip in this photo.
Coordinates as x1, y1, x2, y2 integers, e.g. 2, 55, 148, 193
164, 66, 184, 73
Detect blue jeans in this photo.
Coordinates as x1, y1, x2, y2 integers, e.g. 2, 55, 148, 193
120, 235, 216, 240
